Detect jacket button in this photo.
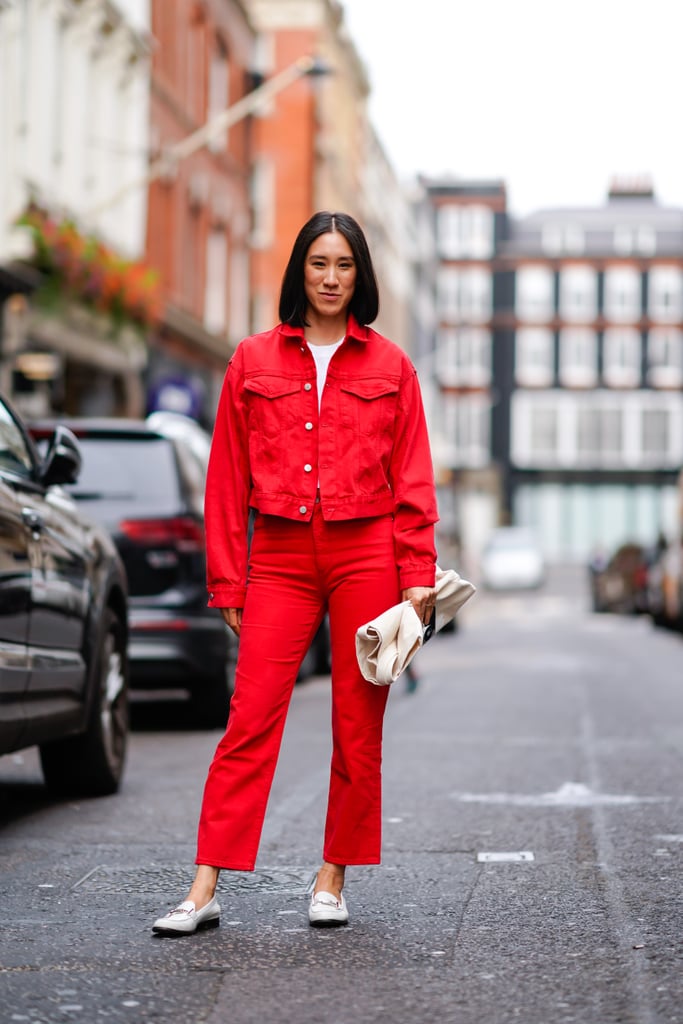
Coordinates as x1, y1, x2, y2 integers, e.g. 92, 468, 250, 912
209, 592, 214, 599
299, 506, 307, 514
304, 382, 312, 391
304, 464, 312, 472
305, 421, 313, 430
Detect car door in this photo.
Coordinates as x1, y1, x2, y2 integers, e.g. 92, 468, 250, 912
0, 398, 90, 737
22, 479, 90, 716
0, 404, 42, 750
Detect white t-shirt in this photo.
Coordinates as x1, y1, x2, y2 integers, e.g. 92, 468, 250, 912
309, 337, 344, 410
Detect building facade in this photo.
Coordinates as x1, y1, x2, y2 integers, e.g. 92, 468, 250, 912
501, 180, 683, 561
242, 0, 413, 351
419, 177, 508, 565
146, 0, 255, 424
0, 0, 152, 416
422, 176, 683, 564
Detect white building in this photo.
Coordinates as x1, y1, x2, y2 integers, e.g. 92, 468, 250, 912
0, 0, 152, 415
0, 0, 150, 260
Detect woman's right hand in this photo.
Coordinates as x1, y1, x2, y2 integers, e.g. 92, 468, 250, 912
221, 607, 242, 637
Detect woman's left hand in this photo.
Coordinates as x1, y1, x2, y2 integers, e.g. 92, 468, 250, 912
402, 586, 437, 626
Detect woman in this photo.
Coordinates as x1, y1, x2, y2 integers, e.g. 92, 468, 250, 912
153, 211, 438, 933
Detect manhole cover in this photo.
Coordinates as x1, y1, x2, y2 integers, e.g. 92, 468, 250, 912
72, 864, 315, 895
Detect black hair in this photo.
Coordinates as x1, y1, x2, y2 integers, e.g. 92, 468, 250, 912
278, 211, 379, 326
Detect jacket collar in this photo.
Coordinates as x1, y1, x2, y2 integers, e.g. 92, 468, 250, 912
280, 313, 370, 344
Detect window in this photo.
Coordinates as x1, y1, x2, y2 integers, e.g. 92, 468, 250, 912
441, 394, 490, 467
577, 403, 626, 460
648, 266, 683, 322
603, 266, 641, 322
461, 268, 491, 322
207, 40, 230, 152
204, 229, 228, 334
437, 267, 459, 319
529, 406, 559, 459
435, 328, 491, 387
647, 329, 683, 387
542, 223, 585, 255
516, 266, 554, 321
614, 225, 656, 256
0, 400, 34, 478
559, 266, 597, 322
512, 390, 683, 469
515, 329, 554, 386
642, 408, 670, 458
229, 246, 250, 342
436, 204, 494, 258
437, 268, 491, 322
559, 329, 597, 387
603, 329, 641, 388
250, 160, 274, 249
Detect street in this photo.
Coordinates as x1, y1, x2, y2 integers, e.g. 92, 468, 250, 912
1, 567, 681, 1024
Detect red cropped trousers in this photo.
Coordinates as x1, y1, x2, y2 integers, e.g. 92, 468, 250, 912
195, 508, 399, 871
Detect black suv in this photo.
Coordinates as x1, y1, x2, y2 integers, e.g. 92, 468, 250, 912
30, 413, 236, 727
0, 394, 129, 795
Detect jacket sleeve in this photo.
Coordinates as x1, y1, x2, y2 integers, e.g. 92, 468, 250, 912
204, 348, 251, 608
388, 364, 439, 590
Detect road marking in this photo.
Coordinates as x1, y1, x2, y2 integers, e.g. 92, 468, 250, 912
477, 851, 534, 863
453, 781, 666, 807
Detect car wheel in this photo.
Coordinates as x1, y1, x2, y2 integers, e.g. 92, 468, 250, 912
40, 609, 129, 796
190, 648, 236, 729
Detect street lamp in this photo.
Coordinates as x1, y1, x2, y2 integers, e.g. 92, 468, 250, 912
87, 55, 331, 219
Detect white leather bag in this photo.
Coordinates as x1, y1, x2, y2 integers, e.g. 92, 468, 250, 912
355, 567, 476, 686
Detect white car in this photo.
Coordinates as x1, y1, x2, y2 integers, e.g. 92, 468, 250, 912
481, 527, 545, 590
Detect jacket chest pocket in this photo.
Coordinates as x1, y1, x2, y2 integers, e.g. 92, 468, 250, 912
244, 376, 302, 441
338, 378, 400, 439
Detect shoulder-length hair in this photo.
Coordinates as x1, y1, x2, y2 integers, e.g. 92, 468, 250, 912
278, 211, 379, 326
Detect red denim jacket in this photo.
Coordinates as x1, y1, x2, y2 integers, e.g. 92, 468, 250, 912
205, 316, 438, 608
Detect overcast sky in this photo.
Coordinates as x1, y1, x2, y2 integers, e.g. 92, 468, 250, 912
341, 0, 683, 216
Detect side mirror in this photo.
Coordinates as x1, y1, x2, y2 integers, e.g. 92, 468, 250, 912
39, 425, 82, 487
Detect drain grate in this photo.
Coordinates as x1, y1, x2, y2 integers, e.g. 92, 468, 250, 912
72, 864, 316, 895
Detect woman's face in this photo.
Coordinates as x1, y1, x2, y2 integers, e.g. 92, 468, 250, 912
303, 231, 357, 323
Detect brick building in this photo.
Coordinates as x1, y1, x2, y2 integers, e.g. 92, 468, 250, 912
241, 0, 412, 352
418, 177, 508, 562
500, 179, 683, 561
146, 0, 255, 423
421, 176, 683, 564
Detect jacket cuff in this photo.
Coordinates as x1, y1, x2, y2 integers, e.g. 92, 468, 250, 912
399, 564, 437, 590
207, 584, 247, 609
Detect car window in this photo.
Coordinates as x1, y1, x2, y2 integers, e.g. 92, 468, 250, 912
172, 439, 206, 516
66, 437, 181, 516
0, 400, 35, 479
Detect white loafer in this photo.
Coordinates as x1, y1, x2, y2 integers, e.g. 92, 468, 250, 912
308, 891, 349, 927
152, 896, 221, 935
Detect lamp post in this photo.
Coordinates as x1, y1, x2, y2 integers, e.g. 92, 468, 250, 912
87, 55, 330, 220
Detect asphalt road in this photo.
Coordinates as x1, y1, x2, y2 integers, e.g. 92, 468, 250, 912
1, 567, 681, 1024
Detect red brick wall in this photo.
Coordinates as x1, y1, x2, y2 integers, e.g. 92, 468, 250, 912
250, 27, 319, 328
147, 0, 254, 327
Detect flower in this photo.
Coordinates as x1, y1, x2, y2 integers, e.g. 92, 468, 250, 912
17, 203, 162, 335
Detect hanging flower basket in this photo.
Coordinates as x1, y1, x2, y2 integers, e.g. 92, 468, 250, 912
16, 203, 162, 339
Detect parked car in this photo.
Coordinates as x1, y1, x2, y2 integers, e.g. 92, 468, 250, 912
0, 394, 129, 795
589, 542, 650, 614
30, 414, 236, 728
480, 527, 545, 590
645, 539, 683, 629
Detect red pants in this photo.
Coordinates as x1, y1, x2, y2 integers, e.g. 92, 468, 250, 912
196, 508, 399, 870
